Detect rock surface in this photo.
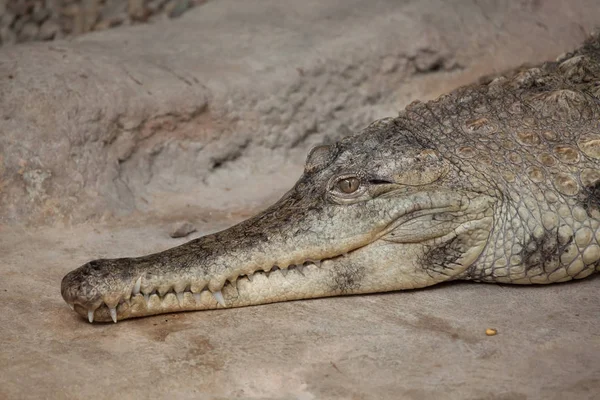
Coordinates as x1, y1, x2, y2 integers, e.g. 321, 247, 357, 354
1, 0, 600, 399
1, 216, 599, 399
3, 0, 600, 226
0, 0, 203, 46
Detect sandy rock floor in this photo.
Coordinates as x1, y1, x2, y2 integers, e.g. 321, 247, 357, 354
1, 207, 599, 399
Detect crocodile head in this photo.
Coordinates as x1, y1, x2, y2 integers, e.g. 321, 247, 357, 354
61, 118, 496, 323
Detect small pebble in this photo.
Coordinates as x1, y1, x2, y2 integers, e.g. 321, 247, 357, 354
485, 328, 498, 336
170, 221, 197, 238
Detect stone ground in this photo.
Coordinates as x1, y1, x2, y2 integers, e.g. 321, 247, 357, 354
1, 0, 600, 399
2, 216, 600, 399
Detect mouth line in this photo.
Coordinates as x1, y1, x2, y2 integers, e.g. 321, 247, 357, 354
76, 249, 361, 324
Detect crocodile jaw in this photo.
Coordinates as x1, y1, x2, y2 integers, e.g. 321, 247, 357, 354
68, 244, 423, 323
65, 233, 466, 323
61, 181, 493, 323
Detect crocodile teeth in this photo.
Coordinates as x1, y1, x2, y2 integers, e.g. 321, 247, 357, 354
68, 303, 74, 311
212, 290, 226, 307
144, 293, 150, 303
296, 265, 305, 276
176, 292, 185, 306
281, 269, 288, 277
133, 276, 142, 295
247, 274, 254, 282
193, 293, 202, 303
88, 310, 94, 323
109, 307, 117, 323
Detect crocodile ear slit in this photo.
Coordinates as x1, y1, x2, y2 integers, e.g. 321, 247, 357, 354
305, 145, 333, 173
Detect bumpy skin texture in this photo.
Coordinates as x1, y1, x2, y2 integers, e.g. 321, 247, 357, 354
62, 34, 600, 323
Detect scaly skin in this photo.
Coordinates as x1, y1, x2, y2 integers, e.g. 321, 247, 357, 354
62, 34, 600, 323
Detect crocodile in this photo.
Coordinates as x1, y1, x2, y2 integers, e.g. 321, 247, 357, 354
62, 33, 600, 323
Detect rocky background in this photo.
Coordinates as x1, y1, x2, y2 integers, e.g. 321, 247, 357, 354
2, 0, 600, 227
0, 0, 205, 46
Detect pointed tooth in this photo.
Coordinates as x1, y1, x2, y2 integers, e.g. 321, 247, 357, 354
228, 276, 238, 286
68, 303, 74, 311
176, 292, 185, 306
88, 310, 94, 323
314, 260, 321, 268
297, 265, 305, 276
110, 307, 117, 323
212, 291, 226, 307
281, 269, 288, 277
144, 293, 150, 303
247, 273, 254, 282
193, 293, 202, 303
133, 276, 142, 295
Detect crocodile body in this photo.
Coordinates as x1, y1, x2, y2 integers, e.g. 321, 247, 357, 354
62, 33, 600, 323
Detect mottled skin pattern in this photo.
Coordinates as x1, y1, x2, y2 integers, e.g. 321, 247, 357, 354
62, 34, 600, 323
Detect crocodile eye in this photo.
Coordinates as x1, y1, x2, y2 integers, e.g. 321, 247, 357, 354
337, 177, 360, 193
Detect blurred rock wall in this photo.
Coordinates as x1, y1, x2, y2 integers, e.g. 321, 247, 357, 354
0, 0, 203, 46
